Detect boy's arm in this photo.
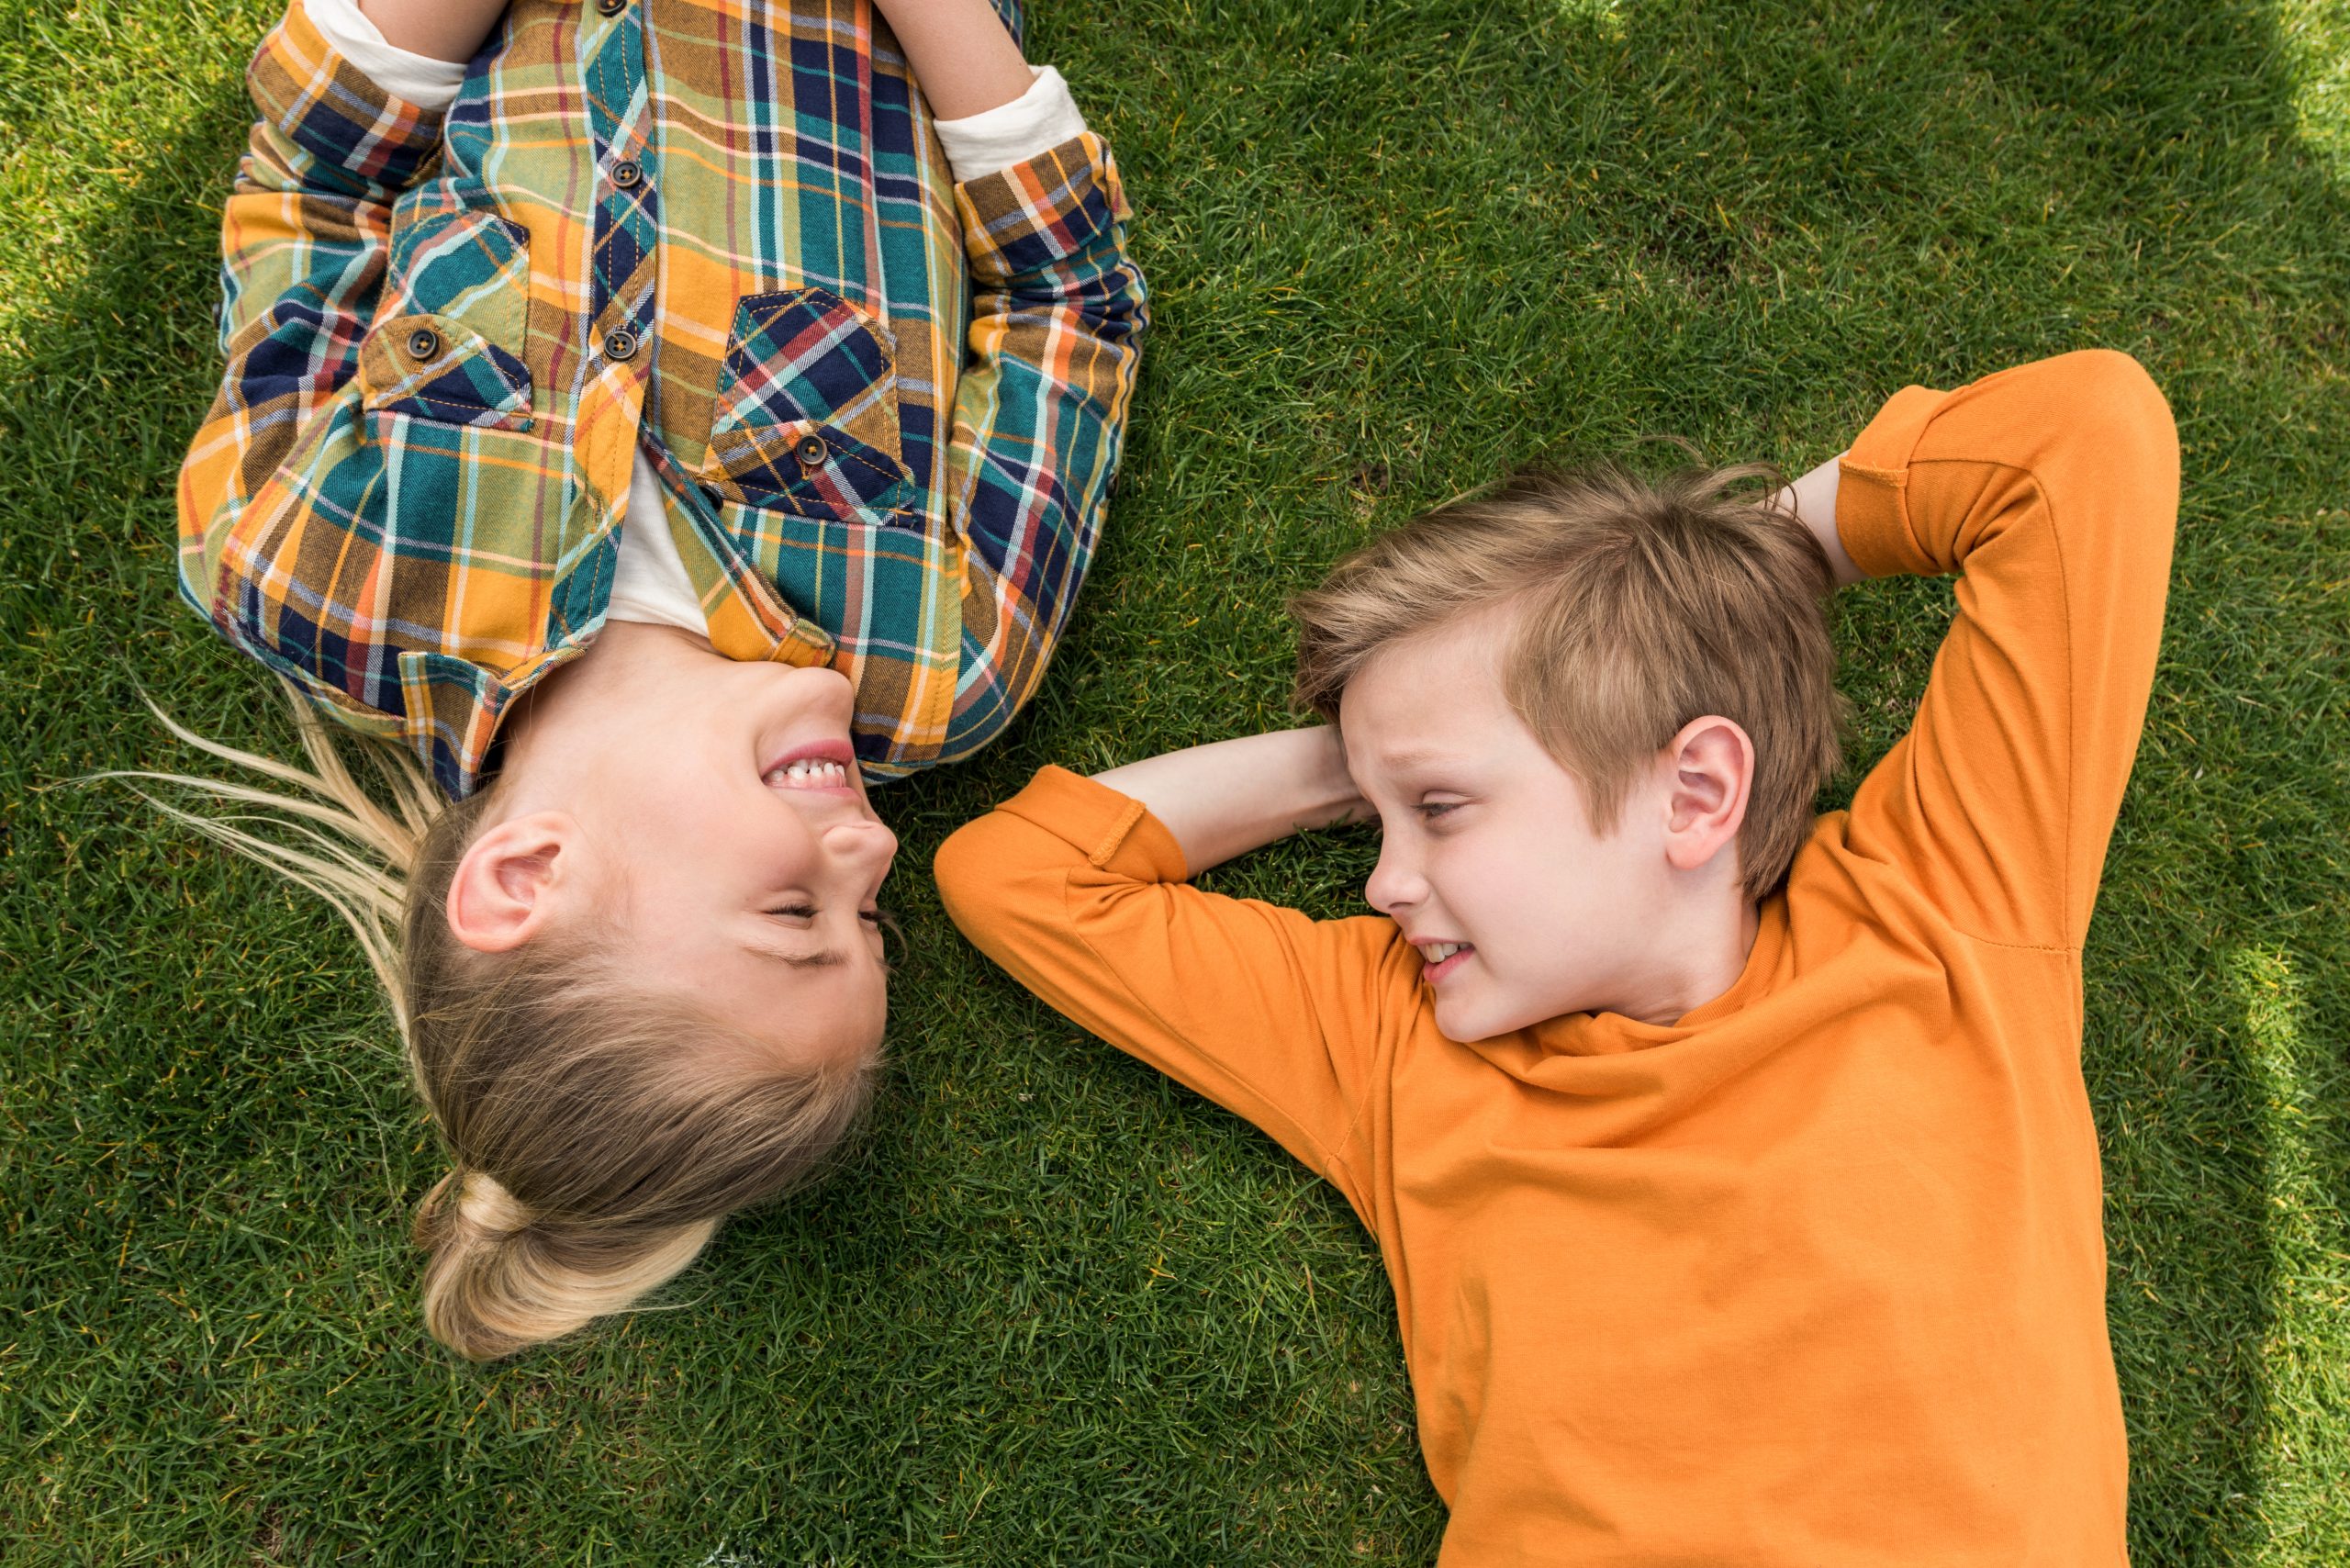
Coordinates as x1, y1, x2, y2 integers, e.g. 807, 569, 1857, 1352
1831, 350, 2179, 949
175, 0, 467, 623
879, 0, 1148, 765
1094, 726, 1371, 873
1773, 452, 1866, 588
935, 743, 1397, 1227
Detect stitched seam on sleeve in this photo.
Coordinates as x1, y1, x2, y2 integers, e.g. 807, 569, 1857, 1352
1847, 461, 1924, 564
1907, 455, 2076, 951
1943, 925, 2080, 956
2043, 470, 2078, 948
1087, 798, 1147, 868
1312, 963, 1389, 1213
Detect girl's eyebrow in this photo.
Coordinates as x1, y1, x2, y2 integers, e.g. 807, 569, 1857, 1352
745, 941, 845, 969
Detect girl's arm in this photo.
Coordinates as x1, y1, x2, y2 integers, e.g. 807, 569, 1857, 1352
1094, 727, 1370, 876
871, 0, 1035, 118
177, 1, 456, 633
872, 1, 1151, 773
356, 0, 505, 62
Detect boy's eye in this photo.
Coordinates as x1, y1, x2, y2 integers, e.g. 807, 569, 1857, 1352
1416, 800, 1463, 821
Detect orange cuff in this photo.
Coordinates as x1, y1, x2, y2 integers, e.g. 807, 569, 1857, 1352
995, 766, 1191, 883
1835, 383, 1950, 581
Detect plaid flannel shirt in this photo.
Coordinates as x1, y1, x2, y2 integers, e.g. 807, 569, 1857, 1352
177, 0, 1146, 799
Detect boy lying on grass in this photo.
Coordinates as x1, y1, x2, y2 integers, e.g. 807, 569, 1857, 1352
937, 350, 2177, 1563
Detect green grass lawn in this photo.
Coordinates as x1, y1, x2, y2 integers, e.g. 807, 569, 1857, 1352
5, 0, 2347, 1561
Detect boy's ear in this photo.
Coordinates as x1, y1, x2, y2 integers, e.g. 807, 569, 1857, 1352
1660, 716, 1753, 877
445, 812, 581, 953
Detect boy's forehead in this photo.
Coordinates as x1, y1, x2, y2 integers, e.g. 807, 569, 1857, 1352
1339, 616, 1520, 761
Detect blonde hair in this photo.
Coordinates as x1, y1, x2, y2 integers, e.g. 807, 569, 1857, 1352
114, 685, 876, 1360
1292, 463, 1849, 900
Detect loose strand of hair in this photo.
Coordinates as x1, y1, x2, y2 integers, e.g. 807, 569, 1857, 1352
97, 682, 440, 1035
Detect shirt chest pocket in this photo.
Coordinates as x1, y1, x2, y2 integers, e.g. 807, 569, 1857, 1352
359, 208, 534, 431
690, 287, 917, 525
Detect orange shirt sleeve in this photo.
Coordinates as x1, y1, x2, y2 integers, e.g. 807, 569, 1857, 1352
934, 767, 1401, 1223
1835, 348, 2179, 949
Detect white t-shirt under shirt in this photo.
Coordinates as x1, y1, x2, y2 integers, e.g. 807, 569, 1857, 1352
307, 0, 1091, 633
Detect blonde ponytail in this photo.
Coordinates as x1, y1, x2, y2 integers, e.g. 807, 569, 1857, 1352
415, 1171, 719, 1361
118, 682, 878, 1360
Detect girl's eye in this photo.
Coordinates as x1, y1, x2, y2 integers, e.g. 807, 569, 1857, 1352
767, 905, 886, 925
1416, 800, 1462, 821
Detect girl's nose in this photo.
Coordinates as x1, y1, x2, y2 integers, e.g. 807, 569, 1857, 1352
826, 814, 899, 869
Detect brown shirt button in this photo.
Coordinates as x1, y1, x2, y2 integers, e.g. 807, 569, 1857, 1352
795, 434, 828, 467
603, 329, 640, 362
406, 327, 440, 360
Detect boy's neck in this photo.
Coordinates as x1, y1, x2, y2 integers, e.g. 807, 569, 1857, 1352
1611, 894, 1763, 1028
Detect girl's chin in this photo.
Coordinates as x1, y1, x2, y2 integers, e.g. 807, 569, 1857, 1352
754, 671, 860, 765
771, 666, 858, 731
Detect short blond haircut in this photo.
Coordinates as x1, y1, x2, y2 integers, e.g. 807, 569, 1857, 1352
1292, 462, 1850, 900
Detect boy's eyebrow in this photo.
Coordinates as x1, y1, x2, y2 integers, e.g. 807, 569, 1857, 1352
1374, 747, 1456, 771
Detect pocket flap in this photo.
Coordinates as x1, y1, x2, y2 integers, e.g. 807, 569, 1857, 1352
390, 208, 531, 347
695, 287, 914, 522
362, 313, 534, 431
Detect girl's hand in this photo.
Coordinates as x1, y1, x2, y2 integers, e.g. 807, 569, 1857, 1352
870, 0, 1037, 119
1094, 728, 1371, 878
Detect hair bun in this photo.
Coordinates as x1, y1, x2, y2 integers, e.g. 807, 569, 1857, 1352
453, 1170, 533, 1235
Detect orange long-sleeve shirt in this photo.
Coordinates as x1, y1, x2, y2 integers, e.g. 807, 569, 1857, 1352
935, 351, 2178, 1565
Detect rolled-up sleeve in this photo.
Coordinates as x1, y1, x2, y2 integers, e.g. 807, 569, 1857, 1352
932, 137, 1147, 767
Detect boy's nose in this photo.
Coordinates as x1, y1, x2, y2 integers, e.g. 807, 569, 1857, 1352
1364, 850, 1424, 915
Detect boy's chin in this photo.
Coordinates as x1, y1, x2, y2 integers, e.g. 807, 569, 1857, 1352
1433, 991, 1530, 1044
1436, 981, 1584, 1043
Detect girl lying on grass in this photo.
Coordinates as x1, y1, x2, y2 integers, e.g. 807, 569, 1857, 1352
159, 0, 1143, 1359
940, 352, 2177, 1562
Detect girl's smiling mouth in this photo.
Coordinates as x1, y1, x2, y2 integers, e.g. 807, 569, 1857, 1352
762, 738, 860, 795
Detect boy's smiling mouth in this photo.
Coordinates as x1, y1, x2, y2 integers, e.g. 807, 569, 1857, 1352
1416, 940, 1475, 981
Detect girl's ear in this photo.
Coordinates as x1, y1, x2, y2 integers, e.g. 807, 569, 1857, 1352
446, 812, 581, 953
1660, 716, 1754, 877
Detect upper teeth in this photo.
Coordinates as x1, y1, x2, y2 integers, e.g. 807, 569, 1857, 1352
768, 758, 850, 790
1424, 942, 1466, 964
